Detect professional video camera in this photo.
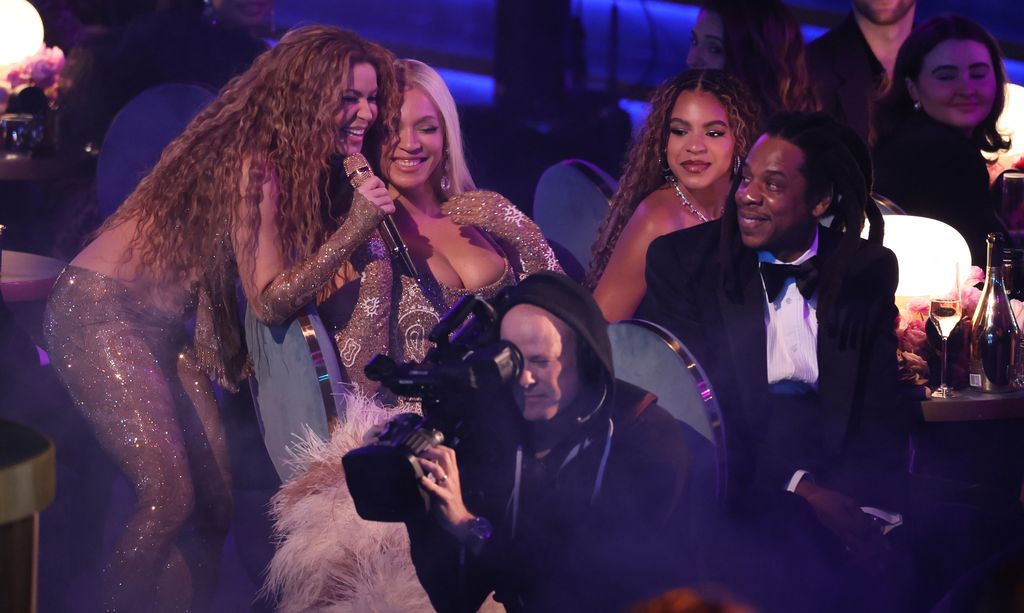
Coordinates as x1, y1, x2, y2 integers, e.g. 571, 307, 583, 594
343, 295, 523, 522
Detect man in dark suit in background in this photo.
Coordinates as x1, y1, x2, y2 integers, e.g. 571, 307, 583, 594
640, 113, 910, 611
806, 0, 916, 142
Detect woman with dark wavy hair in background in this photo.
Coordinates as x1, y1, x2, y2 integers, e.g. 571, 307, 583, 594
44, 26, 399, 611
587, 69, 760, 322
687, 0, 819, 119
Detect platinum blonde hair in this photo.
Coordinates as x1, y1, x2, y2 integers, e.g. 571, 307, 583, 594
395, 59, 476, 197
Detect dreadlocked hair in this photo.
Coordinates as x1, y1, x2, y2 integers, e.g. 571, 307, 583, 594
585, 69, 760, 290
99, 25, 399, 300
720, 112, 882, 327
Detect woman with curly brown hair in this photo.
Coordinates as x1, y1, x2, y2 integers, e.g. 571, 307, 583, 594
687, 0, 819, 119
43, 26, 399, 611
587, 69, 760, 322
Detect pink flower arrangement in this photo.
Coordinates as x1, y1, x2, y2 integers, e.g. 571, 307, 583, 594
895, 301, 933, 389
1, 45, 65, 112
959, 266, 984, 316
897, 316, 929, 356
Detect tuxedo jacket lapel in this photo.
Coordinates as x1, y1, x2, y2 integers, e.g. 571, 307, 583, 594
716, 250, 769, 427
815, 229, 857, 455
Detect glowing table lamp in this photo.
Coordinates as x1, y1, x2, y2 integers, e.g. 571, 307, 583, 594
0, 0, 44, 68
862, 215, 972, 301
988, 83, 1024, 164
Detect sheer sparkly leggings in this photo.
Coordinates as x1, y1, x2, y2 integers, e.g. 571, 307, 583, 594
45, 267, 233, 612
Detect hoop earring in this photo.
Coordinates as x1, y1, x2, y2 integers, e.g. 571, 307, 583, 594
440, 148, 451, 194
659, 153, 673, 183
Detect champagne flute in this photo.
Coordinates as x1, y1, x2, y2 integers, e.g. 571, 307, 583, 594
929, 264, 961, 398
1002, 171, 1024, 247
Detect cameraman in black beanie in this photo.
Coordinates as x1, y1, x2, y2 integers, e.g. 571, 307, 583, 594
406, 271, 696, 612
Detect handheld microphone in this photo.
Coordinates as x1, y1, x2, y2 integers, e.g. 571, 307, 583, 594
343, 153, 418, 278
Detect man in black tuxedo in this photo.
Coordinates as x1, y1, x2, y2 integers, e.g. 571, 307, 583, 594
640, 113, 910, 611
806, 0, 916, 143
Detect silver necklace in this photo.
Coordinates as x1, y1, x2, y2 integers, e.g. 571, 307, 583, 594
668, 176, 709, 223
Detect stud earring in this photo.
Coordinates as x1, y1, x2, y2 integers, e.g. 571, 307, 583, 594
913, 100, 922, 111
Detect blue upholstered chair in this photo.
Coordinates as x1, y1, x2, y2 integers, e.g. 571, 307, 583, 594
533, 159, 618, 271
96, 83, 215, 220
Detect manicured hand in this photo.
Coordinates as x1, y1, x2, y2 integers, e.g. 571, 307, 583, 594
356, 176, 396, 215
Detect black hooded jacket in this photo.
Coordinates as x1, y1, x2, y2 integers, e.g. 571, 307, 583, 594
406, 273, 694, 612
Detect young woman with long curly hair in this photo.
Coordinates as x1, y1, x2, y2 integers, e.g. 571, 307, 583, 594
587, 69, 760, 322
43, 26, 399, 611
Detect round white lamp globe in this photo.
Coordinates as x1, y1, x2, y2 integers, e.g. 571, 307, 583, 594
0, 0, 45, 67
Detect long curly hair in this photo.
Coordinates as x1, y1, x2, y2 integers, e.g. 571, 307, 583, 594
102, 25, 399, 294
872, 15, 1010, 153
704, 0, 819, 118
586, 69, 760, 289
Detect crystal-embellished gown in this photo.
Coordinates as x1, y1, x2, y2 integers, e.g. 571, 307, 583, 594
324, 190, 562, 396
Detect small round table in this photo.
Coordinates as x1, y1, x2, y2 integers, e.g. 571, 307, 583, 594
0, 420, 56, 613
1, 250, 66, 303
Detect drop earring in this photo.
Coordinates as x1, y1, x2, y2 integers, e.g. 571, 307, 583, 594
439, 147, 451, 194
659, 153, 673, 183
733, 155, 741, 176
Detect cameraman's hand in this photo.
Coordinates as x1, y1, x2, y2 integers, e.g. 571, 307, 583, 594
417, 446, 475, 539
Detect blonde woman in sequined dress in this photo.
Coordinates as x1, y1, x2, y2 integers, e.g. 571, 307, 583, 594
43, 27, 399, 611
263, 59, 559, 611
586, 69, 760, 322
320, 59, 561, 395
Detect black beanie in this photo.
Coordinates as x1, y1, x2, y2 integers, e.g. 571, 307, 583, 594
498, 271, 614, 382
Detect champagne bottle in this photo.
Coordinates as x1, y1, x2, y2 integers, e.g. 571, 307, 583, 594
969, 233, 1021, 392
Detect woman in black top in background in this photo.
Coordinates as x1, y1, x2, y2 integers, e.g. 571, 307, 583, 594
873, 16, 1010, 264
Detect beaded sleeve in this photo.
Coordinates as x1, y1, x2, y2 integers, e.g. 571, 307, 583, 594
445, 191, 562, 279
250, 193, 384, 326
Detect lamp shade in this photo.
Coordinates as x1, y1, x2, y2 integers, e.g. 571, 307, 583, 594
863, 215, 972, 298
0, 0, 44, 67
996, 83, 1024, 159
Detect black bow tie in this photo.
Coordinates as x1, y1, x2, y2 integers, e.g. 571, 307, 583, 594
759, 257, 820, 302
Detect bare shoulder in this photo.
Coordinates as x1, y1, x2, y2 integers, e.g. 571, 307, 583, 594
626, 189, 690, 239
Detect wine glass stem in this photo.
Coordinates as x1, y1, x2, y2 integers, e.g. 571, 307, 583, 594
940, 336, 949, 389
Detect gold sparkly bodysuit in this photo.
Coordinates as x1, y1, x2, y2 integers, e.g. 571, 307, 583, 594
42, 191, 386, 609
324, 190, 561, 395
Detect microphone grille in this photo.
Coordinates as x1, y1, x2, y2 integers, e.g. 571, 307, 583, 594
343, 153, 371, 178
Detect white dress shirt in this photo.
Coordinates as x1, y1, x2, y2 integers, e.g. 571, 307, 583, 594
757, 229, 820, 388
